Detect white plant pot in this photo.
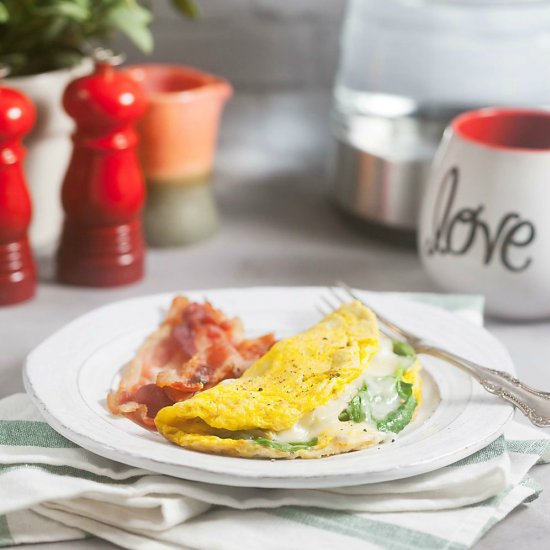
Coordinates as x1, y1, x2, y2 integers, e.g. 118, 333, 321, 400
7, 60, 92, 250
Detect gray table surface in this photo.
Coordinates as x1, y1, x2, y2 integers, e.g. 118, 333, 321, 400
1, 91, 549, 549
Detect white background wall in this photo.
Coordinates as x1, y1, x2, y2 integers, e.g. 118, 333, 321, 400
117, 1, 349, 186
121, 0, 347, 92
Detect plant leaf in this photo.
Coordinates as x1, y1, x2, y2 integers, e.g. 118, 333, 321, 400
33, 2, 90, 21
43, 17, 69, 42
103, 4, 153, 53
0, 2, 8, 23
120, 1, 153, 25
171, 0, 199, 18
0, 52, 27, 74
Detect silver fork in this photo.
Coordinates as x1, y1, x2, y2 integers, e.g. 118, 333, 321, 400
321, 282, 550, 428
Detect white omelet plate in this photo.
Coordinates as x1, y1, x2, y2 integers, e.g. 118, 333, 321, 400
24, 287, 514, 488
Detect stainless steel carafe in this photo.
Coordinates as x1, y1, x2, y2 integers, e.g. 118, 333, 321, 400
330, 0, 550, 241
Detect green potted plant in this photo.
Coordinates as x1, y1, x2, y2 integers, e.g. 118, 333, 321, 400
0, 0, 197, 249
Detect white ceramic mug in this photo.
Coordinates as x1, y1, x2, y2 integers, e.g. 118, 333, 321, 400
419, 108, 550, 320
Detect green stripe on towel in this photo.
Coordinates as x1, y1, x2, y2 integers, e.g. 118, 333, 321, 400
0, 421, 76, 449
408, 294, 485, 313
448, 436, 506, 467
477, 475, 540, 510
476, 477, 541, 540
507, 439, 550, 463
0, 516, 12, 547
271, 507, 467, 550
520, 476, 544, 502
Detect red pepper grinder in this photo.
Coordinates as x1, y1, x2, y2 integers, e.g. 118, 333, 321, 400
0, 65, 36, 305
56, 49, 148, 287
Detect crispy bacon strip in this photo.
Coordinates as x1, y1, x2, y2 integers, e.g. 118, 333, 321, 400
107, 297, 275, 430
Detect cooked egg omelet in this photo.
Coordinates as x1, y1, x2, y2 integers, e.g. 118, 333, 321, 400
155, 301, 422, 459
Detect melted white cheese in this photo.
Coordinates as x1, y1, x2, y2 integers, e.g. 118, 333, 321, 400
367, 377, 401, 421
270, 335, 411, 445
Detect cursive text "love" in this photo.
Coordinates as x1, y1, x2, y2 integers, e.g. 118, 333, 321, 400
425, 167, 536, 273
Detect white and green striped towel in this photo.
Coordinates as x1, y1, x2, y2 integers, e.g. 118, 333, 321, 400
1, 294, 549, 550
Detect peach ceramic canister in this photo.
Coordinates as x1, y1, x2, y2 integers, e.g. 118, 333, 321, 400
123, 64, 232, 247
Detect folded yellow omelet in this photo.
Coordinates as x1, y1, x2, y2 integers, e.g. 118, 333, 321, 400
155, 301, 422, 459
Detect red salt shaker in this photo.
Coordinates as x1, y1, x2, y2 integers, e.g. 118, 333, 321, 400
56, 49, 148, 287
0, 65, 36, 305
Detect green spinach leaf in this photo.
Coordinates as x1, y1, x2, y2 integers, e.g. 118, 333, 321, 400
376, 390, 417, 434
396, 379, 413, 401
392, 340, 416, 358
252, 437, 319, 453
338, 383, 369, 422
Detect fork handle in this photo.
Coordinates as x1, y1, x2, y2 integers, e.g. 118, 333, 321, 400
419, 346, 550, 428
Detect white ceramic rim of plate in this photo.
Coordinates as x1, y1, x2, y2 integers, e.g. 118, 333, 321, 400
23, 287, 515, 488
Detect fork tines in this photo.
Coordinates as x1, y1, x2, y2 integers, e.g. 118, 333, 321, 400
328, 281, 409, 342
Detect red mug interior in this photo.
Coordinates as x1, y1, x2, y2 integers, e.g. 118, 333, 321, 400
453, 109, 550, 151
